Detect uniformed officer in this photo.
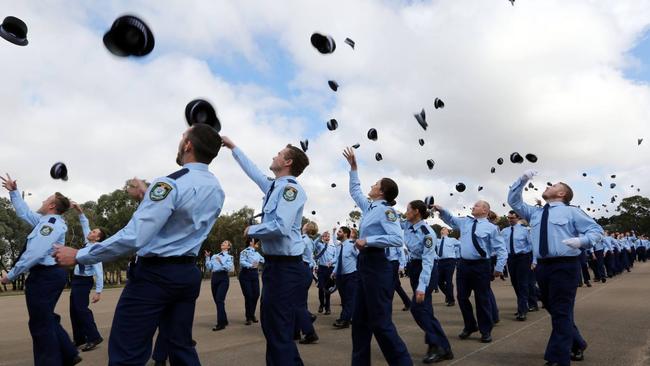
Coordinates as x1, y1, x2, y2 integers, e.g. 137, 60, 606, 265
436, 227, 460, 307
331, 226, 359, 329
314, 230, 337, 315
342, 147, 412, 366
0, 175, 80, 366
403, 200, 453, 363
54, 124, 225, 365
205, 240, 234, 331
221, 136, 309, 366
604, 232, 617, 278
508, 170, 603, 365
239, 237, 264, 325
637, 235, 647, 262
590, 229, 610, 283
70, 202, 106, 352
434, 200, 507, 343
295, 221, 319, 344
387, 244, 412, 311
501, 210, 533, 321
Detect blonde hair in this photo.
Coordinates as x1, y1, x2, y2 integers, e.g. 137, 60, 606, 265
304, 221, 319, 237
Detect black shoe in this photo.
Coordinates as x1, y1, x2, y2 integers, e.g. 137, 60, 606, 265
299, 333, 319, 344
245, 320, 252, 325
324, 309, 331, 315
494, 318, 500, 324
446, 301, 455, 307
544, 362, 560, 366
480, 333, 492, 343
571, 343, 587, 361
212, 324, 226, 331
293, 331, 301, 340
601, 278, 606, 283
585, 281, 592, 287
251, 317, 259, 323
310, 314, 317, 323
333, 320, 350, 329
434, 289, 439, 293
458, 328, 478, 339
516, 314, 527, 321
528, 305, 539, 312
67, 355, 82, 366
578, 282, 583, 287
318, 306, 324, 313
423, 345, 454, 364
81, 337, 103, 352
154, 362, 166, 366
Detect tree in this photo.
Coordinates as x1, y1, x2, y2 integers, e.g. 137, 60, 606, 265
599, 195, 650, 234
0, 197, 31, 291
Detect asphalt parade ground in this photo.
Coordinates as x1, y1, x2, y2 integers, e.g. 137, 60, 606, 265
1, 262, 649, 366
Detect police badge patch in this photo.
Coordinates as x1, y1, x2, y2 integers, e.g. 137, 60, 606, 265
40, 225, 53, 236
425, 237, 433, 248
385, 210, 397, 222
283, 186, 298, 201
150, 182, 173, 201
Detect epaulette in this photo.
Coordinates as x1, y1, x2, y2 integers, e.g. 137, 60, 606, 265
419, 225, 431, 235
167, 168, 189, 180
287, 178, 297, 184
48, 217, 56, 224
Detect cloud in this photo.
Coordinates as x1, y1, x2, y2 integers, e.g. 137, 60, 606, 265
1, 0, 649, 231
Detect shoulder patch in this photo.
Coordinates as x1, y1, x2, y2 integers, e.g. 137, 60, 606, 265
283, 186, 298, 201
419, 226, 431, 235
167, 168, 189, 180
385, 209, 397, 222
424, 237, 433, 248
150, 182, 173, 201
287, 179, 297, 184
40, 225, 54, 236
48, 217, 56, 224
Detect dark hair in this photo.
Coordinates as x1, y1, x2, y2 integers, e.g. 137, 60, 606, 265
409, 200, 429, 220
97, 228, 109, 242
54, 192, 71, 214
508, 210, 520, 218
558, 182, 573, 204
187, 124, 222, 164
339, 226, 351, 238
380, 178, 399, 206
284, 144, 310, 177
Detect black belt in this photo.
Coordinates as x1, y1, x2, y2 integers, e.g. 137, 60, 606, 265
460, 258, 490, 265
537, 256, 579, 265
439, 258, 457, 262
138, 256, 197, 265
212, 270, 228, 274
265, 255, 301, 263
511, 252, 532, 258
364, 247, 385, 254
241, 267, 258, 271
31, 264, 57, 270
73, 275, 93, 279
410, 259, 422, 263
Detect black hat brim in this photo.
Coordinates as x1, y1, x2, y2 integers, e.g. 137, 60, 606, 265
185, 99, 221, 132
103, 15, 155, 57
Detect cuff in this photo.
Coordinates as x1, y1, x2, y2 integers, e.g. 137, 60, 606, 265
76, 246, 92, 265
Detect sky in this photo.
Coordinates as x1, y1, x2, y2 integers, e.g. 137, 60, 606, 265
1, 0, 649, 229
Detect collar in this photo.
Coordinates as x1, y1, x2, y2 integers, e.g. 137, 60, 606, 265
548, 201, 565, 208
183, 162, 209, 171
412, 220, 427, 230
275, 175, 297, 183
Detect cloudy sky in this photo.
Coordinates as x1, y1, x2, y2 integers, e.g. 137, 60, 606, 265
1, 0, 649, 228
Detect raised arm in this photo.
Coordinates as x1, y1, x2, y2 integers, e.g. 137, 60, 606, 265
436, 206, 463, 231
507, 173, 538, 222
7, 223, 64, 281
222, 136, 273, 193
343, 147, 369, 212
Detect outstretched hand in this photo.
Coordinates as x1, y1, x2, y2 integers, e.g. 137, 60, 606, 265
343, 147, 358, 171
0, 173, 17, 191
221, 136, 236, 150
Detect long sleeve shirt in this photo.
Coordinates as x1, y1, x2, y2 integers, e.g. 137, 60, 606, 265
500, 223, 533, 255
74, 214, 104, 293
239, 247, 265, 269
332, 239, 358, 275
404, 220, 438, 292
206, 252, 234, 272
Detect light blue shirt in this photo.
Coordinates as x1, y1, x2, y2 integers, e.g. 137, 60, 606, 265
404, 220, 438, 292
239, 247, 265, 269
508, 177, 603, 260
500, 223, 533, 255
348, 171, 403, 249
314, 239, 337, 267
637, 239, 647, 248
6, 191, 66, 281
232, 147, 306, 256
595, 234, 612, 252
332, 239, 358, 275
439, 209, 507, 272
77, 163, 225, 264
74, 214, 104, 293
437, 236, 461, 259
301, 234, 316, 268
206, 252, 234, 272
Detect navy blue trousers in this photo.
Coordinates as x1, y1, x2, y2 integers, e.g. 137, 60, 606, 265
437, 259, 456, 304
637, 247, 647, 262
508, 253, 531, 315
338, 271, 359, 322
239, 268, 261, 320
352, 249, 412, 366
70, 275, 102, 345
578, 251, 591, 285
211, 271, 230, 326
528, 270, 539, 309
408, 260, 451, 351
108, 262, 201, 366
605, 251, 615, 277
25, 266, 78, 366
536, 258, 587, 366
317, 265, 333, 310
592, 250, 606, 280
456, 259, 493, 335
391, 260, 412, 308
295, 263, 316, 336
261, 258, 304, 366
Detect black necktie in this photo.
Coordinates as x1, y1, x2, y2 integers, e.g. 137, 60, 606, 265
337, 243, 344, 276
260, 181, 276, 219
539, 204, 550, 257
78, 263, 86, 273
471, 219, 487, 258
438, 237, 445, 257
510, 226, 515, 255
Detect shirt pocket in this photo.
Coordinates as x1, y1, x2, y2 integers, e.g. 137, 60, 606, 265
549, 218, 569, 227
262, 193, 279, 214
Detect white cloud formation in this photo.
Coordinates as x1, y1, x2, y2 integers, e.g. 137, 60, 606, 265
1, 0, 649, 230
